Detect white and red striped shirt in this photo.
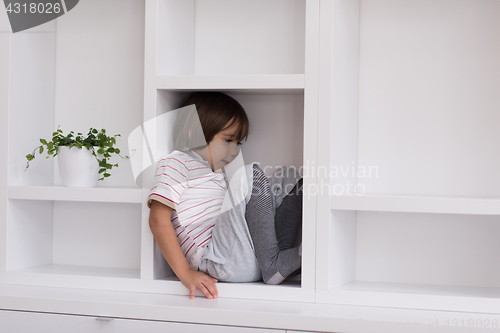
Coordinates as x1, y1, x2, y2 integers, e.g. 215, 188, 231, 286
148, 149, 228, 270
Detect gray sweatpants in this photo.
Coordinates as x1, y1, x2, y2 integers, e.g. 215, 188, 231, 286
198, 162, 302, 282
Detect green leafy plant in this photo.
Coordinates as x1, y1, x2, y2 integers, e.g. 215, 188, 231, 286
25, 126, 132, 181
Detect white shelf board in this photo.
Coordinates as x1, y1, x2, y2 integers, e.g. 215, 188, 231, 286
13, 264, 140, 279
2, 283, 500, 333
158, 273, 301, 287
317, 280, 500, 315
156, 275, 312, 303
156, 75, 304, 94
8, 186, 143, 203
330, 193, 500, 215
0, 270, 313, 303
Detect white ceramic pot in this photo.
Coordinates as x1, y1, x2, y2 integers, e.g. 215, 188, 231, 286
58, 146, 99, 187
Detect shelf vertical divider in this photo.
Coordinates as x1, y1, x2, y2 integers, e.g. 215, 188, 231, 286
302, 0, 320, 291
140, 0, 159, 280
0, 31, 10, 272
316, 0, 334, 291
318, 0, 361, 291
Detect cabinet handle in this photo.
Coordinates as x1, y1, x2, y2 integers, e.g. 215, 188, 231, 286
95, 316, 114, 322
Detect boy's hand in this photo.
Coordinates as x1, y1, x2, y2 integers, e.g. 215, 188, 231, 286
180, 269, 218, 299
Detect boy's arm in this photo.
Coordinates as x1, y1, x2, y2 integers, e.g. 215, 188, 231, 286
149, 200, 218, 299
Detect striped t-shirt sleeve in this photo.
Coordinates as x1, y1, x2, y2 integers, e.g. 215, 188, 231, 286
147, 155, 190, 210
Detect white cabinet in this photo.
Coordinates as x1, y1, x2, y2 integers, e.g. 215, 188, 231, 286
0, 310, 284, 333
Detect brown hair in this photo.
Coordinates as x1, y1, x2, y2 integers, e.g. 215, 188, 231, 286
173, 92, 249, 151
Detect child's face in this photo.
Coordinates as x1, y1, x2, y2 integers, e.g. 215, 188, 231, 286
195, 120, 242, 172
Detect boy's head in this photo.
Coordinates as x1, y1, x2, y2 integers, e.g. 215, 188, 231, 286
173, 92, 249, 151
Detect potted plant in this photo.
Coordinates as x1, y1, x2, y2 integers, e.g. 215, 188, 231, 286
25, 126, 130, 187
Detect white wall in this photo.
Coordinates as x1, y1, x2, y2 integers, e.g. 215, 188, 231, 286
229, 93, 304, 176
8, 30, 56, 186
52, 202, 141, 269
193, 0, 306, 75
156, 0, 306, 75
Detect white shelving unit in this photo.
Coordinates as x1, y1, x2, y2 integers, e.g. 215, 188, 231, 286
316, 0, 500, 315
2, 0, 500, 331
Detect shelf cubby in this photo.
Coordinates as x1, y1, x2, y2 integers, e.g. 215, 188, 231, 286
6, 200, 142, 281
319, 209, 500, 314
141, 0, 317, 299
156, 0, 306, 76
